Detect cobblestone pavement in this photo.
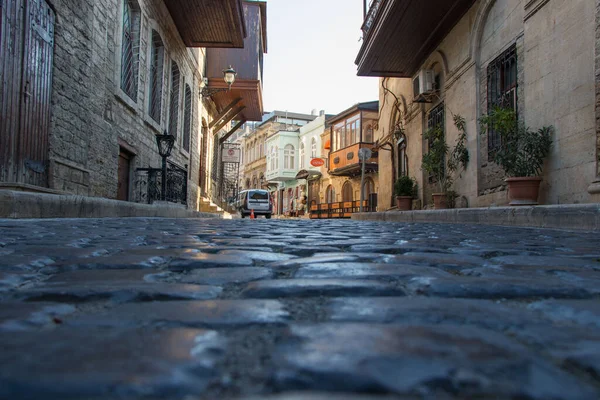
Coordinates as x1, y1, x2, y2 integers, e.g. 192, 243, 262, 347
1, 218, 600, 400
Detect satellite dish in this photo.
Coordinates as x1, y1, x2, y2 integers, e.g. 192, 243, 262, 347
358, 148, 372, 161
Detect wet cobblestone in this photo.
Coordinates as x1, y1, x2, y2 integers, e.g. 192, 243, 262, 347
0, 218, 600, 399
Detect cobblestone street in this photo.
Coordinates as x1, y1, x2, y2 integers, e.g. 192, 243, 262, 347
1, 218, 600, 399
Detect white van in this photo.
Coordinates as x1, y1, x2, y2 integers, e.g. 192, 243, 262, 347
236, 189, 273, 219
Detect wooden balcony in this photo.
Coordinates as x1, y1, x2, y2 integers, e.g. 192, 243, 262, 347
356, 0, 477, 77
206, 1, 267, 122
329, 143, 378, 177
165, 0, 246, 48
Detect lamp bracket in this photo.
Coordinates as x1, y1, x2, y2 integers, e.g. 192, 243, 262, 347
200, 87, 229, 98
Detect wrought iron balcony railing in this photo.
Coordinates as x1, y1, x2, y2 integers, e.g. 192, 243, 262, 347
362, 0, 383, 36
135, 161, 188, 206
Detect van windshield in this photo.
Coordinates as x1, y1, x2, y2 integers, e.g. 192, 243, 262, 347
249, 191, 268, 200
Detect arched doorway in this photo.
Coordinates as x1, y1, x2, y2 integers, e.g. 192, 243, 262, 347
363, 177, 377, 212
325, 185, 335, 203
342, 181, 353, 202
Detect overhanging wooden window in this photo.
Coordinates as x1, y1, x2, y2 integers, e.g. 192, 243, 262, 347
148, 30, 165, 124
120, 0, 141, 101
183, 85, 192, 152
487, 44, 517, 156
168, 61, 181, 138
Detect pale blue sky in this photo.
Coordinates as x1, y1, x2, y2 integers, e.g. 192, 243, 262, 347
262, 0, 379, 116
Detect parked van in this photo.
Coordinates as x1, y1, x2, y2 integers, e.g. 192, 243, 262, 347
236, 189, 273, 219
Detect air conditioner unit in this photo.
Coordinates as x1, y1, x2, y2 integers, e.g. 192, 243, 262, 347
413, 69, 435, 98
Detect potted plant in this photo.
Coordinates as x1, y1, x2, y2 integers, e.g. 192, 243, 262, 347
422, 114, 469, 209
394, 176, 417, 211
480, 108, 552, 205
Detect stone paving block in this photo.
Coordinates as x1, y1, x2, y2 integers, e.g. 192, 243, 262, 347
272, 323, 599, 399
169, 253, 254, 271
0, 327, 225, 399
46, 268, 167, 283
218, 250, 298, 262
12, 282, 222, 303
328, 297, 539, 329
489, 255, 600, 269
55, 253, 173, 270
0, 271, 39, 290
181, 267, 273, 285
0, 302, 76, 331
69, 299, 290, 328
528, 300, 600, 329
278, 245, 343, 257
295, 263, 452, 280
238, 394, 403, 400
406, 276, 591, 299
390, 252, 487, 270
241, 279, 405, 299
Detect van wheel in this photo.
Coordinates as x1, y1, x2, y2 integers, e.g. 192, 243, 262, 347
265, 214, 272, 219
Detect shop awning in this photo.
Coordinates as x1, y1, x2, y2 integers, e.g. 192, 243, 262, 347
295, 170, 322, 180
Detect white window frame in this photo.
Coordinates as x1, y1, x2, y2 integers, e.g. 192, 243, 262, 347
114, 0, 143, 111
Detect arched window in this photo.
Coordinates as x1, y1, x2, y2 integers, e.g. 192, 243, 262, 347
168, 61, 181, 139
299, 142, 305, 169
342, 181, 353, 202
148, 30, 165, 123
245, 178, 251, 189
275, 146, 279, 169
253, 177, 258, 188
120, 0, 141, 101
325, 185, 335, 203
363, 177, 375, 198
397, 133, 408, 177
311, 137, 317, 158
182, 84, 192, 152
284, 144, 295, 169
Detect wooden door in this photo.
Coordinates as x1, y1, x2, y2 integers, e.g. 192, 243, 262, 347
117, 151, 131, 201
0, 0, 55, 187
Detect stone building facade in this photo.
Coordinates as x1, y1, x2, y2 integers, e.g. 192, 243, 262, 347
46, 0, 211, 210
1, 0, 264, 212
365, 0, 597, 208
592, 0, 600, 201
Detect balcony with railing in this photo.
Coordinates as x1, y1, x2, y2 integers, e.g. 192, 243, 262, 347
356, 0, 477, 77
361, 0, 383, 36
329, 143, 378, 177
164, 0, 246, 48
206, 1, 267, 123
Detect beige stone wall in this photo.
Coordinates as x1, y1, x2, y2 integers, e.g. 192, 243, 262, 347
376, 0, 597, 207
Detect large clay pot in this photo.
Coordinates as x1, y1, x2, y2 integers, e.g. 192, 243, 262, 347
506, 177, 542, 206
396, 196, 412, 211
432, 193, 448, 209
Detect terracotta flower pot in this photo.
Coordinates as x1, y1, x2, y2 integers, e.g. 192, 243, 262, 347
432, 193, 448, 209
506, 177, 542, 206
396, 196, 412, 211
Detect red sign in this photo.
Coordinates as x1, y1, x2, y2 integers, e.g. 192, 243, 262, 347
310, 158, 325, 167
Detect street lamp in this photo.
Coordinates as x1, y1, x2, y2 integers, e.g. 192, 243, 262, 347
155, 130, 175, 201
200, 65, 237, 98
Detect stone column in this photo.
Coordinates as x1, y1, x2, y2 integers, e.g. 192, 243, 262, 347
589, 0, 600, 200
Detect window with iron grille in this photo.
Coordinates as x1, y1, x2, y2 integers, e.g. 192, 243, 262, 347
148, 30, 165, 124
168, 61, 181, 138
182, 85, 192, 153
120, 0, 141, 101
427, 103, 445, 183
487, 44, 517, 156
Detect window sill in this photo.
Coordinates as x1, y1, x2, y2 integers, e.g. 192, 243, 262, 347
114, 88, 140, 114
144, 114, 163, 134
